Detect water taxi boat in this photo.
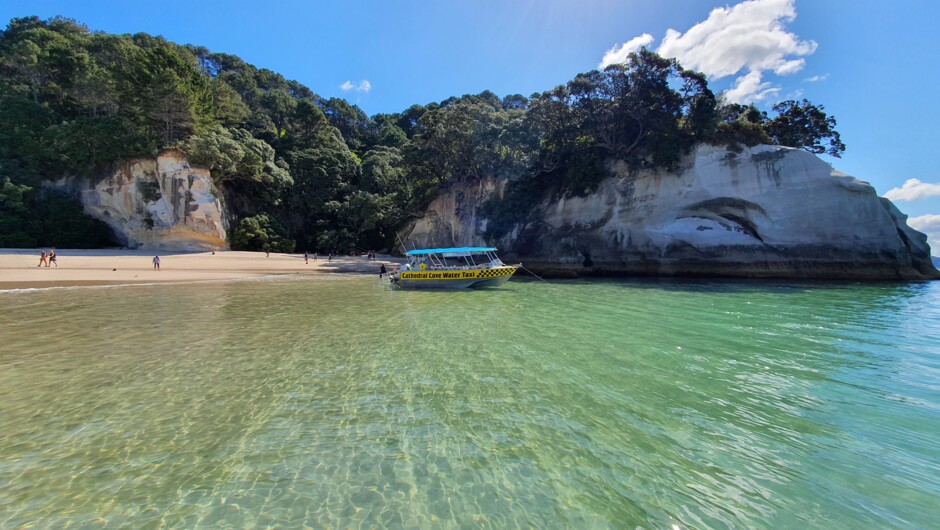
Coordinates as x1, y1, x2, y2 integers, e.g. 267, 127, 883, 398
389, 247, 519, 289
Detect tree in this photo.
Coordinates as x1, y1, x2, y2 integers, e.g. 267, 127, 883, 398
70, 64, 117, 117
117, 40, 213, 145
320, 97, 371, 151
502, 93, 529, 110
0, 179, 116, 247
259, 88, 296, 142
186, 126, 291, 187
360, 146, 406, 194
231, 214, 295, 252
376, 122, 408, 148
712, 100, 771, 148
765, 99, 846, 157
42, 116, 152, 175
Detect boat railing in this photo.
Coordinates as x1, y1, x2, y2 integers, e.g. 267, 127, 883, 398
427, 264, 486, 271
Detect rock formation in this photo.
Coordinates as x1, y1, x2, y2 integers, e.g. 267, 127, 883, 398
405, 144, 938, 280
48, 149, 228, 250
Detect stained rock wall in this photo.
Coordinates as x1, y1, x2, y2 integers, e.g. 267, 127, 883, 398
405, 144, 938, 280
49, 149, 228, 250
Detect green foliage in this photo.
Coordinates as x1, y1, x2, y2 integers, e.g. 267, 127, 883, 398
136, 180, 161, 203
376, 122, 408, 148
231, 214, 295, 252
712, 121, 772, 150
0, 16, 846, 253
186, 126, 291, 188
0, 178, 33, 247
0, 178, 116, 247
42, 116, 154, 175
765, 99, 846, 157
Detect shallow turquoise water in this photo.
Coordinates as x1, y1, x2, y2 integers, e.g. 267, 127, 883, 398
1, 277, 938, 528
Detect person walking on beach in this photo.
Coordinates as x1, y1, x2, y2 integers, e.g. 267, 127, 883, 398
153, 255, 160, 270
265, 249, 270, 258
47, 248, 57, 267
328, 252, 332, 263
37, 249, 48, 267
379, 263, 387, 278
304, 250, 309, 264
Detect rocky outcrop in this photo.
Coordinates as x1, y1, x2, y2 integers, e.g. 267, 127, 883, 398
405, 144, 939, 280
48, 149, 228, 250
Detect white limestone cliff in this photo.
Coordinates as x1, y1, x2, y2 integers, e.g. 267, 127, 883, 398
404, 144, 938, 280
48, 149, 228, 250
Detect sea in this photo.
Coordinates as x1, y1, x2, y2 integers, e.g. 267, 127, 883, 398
1, 276, 938, 529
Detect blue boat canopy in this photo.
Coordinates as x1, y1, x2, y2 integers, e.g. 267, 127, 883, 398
406, 247, 497, 257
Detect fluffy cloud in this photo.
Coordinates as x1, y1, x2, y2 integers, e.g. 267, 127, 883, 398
908, 214, 940, 250
805, 74, 828, 82
657, 0, 814, 78
884, 179, 940, 201
600, 0, 816, 103
599, 34, 655, 69
339, 80, 372, 93
724, 70, 779, 103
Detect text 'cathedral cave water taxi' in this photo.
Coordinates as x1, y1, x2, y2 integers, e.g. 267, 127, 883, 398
388, 247, 520, 289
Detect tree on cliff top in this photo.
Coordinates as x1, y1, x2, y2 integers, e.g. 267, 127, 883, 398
765, 99, 846, 158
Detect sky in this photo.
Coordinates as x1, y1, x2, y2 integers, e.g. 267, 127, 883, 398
2, 0, 939, 249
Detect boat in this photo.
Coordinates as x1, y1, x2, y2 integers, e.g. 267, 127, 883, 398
388, 247, 519, 289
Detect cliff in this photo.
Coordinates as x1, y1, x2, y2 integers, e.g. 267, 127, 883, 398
48, 150, 228, 250
405, 144, 938, 280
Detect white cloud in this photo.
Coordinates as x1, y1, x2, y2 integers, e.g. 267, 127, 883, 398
884, 179, 940, 201
908, 214, 940, 251
804, 74, 828, 82
724, 70, 779, 103
339, 80, 372, 93
599, 33, 654, 68
657, 0, 815, 78
773, 59, 805, 75
599, 0, 816, 104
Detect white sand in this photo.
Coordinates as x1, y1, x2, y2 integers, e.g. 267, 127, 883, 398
0, 249, 402, 289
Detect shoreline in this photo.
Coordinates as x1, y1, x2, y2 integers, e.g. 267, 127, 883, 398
0, 249, 403, 290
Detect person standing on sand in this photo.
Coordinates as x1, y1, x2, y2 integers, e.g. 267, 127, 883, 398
266, 249, 270, 258
379, 263, 387, 278
313, 252, 317, 261
328, 252, 332, 263
304, 250, 309, 264
48, 248, 57, 267
38, 249, 48, 267
153, 255, 160, 270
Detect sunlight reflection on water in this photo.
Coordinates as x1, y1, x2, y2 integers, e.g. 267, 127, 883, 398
1, 278, 938, 528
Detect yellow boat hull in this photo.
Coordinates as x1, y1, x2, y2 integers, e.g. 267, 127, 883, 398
392, 265, 518, 289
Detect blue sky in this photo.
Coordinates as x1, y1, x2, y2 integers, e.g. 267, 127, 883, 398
2, 0, 939, 247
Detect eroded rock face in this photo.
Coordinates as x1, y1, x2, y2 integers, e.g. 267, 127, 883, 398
49, 149, 228, 250
405, 144, 938, 280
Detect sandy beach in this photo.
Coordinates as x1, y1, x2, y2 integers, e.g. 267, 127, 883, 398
0, 249, 404, 290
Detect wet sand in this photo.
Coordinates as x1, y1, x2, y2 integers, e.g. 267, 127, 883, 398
0, 249, 403, 289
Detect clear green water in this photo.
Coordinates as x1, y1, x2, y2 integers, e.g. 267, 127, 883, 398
1, 277, 939, 529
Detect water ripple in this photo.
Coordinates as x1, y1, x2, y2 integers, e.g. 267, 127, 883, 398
1, 278, 939, 528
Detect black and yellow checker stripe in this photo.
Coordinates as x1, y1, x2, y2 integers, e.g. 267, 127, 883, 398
476, 267, 514, 279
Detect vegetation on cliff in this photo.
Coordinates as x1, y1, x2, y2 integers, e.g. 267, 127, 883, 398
0, 16, 845, 251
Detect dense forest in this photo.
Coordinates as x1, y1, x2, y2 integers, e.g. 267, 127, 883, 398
0, 16, 845, 251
